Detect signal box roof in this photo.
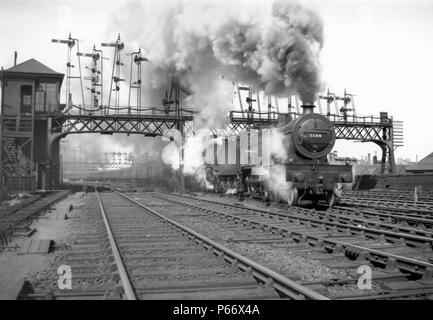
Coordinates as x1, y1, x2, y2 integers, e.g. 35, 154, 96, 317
2, 58, 64, 79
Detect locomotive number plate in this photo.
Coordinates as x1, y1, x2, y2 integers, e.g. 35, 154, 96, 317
309, 133, 323, 138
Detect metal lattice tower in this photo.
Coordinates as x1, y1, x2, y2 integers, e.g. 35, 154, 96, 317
102, 34, 125, 114
78, 45, 106, 111
52, 33, 85, 110
127, 48, 148, 115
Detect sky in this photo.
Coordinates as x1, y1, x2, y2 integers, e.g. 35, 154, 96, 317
0, 0, 432, 162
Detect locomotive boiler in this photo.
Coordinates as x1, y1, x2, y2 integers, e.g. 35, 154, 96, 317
206, 104, 352, 207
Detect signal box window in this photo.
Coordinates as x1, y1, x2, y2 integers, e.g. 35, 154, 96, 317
35, 85, 46, 112
35, 82, 58, 113
46, 83, 57, 112
20, 85, 32, 114
35, 81, 59, 112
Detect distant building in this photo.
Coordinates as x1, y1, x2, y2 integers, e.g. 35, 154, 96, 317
396, 158, 415, 165
406, 152, 433, 173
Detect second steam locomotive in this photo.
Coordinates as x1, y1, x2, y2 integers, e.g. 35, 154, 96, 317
205, 104, 352, 206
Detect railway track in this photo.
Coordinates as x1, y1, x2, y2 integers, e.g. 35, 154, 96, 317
143, 192, 433, 299
330, 206, 433, 230
162, 193, 433, 255
280, 205, 433, 238
0, 195, 42, 219
271, 202, 433, 237
340, 190, 433, 215
27, 190, 327, 300
0, 191, 70, 249
345, 190, 433, 203
339, 197, 433, 213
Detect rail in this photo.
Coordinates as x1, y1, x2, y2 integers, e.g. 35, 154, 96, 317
95, 190, 137, 300
115, 191, 328, 300
154, 192, 433, 278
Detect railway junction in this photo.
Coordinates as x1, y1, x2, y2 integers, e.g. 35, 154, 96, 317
0, 0, 432, 307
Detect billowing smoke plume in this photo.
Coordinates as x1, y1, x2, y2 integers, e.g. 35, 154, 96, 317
114, 0, 324, 127
107, 0, 324, 188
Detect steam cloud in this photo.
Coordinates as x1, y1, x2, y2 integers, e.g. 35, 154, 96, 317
93, 0, 325, 188
254, 165, 293, 201
115, 0, 324, 126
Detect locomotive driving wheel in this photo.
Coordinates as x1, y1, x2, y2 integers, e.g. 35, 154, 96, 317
287, 186, 299, 206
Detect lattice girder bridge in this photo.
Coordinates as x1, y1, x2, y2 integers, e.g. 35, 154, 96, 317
62, 161, 152, 169
51, 113, 194, 138
226, 111, 403, 174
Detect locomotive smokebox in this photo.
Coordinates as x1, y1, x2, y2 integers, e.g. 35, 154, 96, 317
301, 104, 316, 115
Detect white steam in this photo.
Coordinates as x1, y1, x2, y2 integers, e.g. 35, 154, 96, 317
161, 128, 222, 187
268, 127, 289, 163
254, 165, 292, 201
115, 0, 324, 126
256, 128, 293, 202
113, 0, 324, 189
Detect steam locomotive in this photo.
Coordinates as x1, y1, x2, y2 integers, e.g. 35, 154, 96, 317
205, 104, 352, 206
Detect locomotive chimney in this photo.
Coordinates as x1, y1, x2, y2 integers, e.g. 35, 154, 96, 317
301, 104, 316, 115
14, 51, 17, 66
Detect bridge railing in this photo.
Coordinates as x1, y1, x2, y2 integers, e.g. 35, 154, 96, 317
63, 104, 195, 118
325, 113, 392, 125
229, 111, 287, 122
229, 110, 393, 126
286, 112, 393, 125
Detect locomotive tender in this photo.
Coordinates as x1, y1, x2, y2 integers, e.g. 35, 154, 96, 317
206, 104, 352, 206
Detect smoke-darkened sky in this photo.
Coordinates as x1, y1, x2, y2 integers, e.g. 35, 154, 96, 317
1, 0, 432, 162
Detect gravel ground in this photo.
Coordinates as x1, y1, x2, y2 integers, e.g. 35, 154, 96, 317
0, 192, 89, 298
146, 192, 391, 298
12, 190, 405, 299
158, 205, 347, 282
29, 192, 102, 294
